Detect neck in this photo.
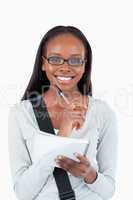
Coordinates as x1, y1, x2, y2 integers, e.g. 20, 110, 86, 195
43, 85, 81, 107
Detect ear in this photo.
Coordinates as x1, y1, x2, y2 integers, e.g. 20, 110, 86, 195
42, 63, 46, 71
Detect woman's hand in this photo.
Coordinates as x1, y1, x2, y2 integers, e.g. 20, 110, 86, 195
55, 153, 97, 184
58, 93, 88, 137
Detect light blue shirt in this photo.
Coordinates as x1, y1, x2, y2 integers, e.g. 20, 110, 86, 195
8, 95, 118, 200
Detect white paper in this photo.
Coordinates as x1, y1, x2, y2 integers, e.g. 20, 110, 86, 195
32, 130, 89, 167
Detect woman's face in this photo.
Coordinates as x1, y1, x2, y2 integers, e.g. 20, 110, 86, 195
42, 34, 86, 93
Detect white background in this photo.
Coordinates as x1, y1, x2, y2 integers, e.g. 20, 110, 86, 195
0, 0, 133, 199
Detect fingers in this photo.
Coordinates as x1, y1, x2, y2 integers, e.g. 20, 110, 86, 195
73, 118, 85, 130
55, 156, 76, 170
64, 97, 88, 121
66, 96, 88, 112
55, 154, 90, 168
71, 104, 88, 112
72, 96, 88, 110
64, 109, 86, 124
70, 111, 86, 119
55, 154, 91, 178
74, 153, 90, 166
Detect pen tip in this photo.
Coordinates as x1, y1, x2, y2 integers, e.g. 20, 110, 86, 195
55, 84, 62, 95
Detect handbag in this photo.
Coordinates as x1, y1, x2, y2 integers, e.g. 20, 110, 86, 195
30, 94, 76, 200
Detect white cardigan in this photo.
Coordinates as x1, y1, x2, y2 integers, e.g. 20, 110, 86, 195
8, 95, 118, 200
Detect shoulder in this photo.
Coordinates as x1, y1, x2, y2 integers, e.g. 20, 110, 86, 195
89, 95, 116, 118
88, 95, 118, 132
8, 99, 33, 121
9, 100, 31, 112
8, 99, 39, 139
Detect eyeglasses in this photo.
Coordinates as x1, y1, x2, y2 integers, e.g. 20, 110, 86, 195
42, 55, 87, 67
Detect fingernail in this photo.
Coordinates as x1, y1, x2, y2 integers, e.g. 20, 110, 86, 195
72, 104, 76, 109
57, 155, 63, 159
74, 152, 79, 157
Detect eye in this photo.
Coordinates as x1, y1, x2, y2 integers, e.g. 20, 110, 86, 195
48, 56, 63, 65
69, 57, 83, 65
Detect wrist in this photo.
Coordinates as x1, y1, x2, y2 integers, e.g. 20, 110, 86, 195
58, 127, 72, 137
84, 167, 98, 184
57, 130, 70, 137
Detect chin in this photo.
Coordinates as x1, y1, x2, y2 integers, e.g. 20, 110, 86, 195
59, 85, 78, 93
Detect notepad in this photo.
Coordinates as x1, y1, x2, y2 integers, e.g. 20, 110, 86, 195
32, 130, 89, 167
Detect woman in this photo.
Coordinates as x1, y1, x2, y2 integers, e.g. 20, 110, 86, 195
8, 26, 118, 200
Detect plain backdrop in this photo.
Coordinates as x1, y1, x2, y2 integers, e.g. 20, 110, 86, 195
0, 0, 133, 199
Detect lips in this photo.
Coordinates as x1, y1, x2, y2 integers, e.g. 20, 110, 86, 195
55, 75, 75, 83
56, 76, 73, 81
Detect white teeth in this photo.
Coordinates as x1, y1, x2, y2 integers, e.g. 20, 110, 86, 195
56, 76, 73, 81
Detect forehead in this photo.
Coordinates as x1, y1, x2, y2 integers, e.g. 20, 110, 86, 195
46, 34, 85, 56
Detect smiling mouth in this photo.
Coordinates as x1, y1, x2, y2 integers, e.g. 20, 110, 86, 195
54, 75, 76, 84
55, 75, 75, 81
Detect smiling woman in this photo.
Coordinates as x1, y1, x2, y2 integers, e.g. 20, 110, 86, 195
41, 33, 86, 93
8, 26, 118, 200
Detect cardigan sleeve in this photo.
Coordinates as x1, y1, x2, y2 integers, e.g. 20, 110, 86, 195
8, 105, 55, 200
84, 101, 118, 200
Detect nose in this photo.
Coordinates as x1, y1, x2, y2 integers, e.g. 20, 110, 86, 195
58, 62, 71, 72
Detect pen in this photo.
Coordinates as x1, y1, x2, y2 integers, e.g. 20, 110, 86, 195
55, 84, 89, 155
55, 84, 78, 128
55, 85, 71, 105
83, 141, 90, 156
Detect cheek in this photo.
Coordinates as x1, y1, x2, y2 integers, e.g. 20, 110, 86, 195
76, 67, 85, 79
44, 66, 56, 77
47, 65, 56, 73
42, 66, 56, 84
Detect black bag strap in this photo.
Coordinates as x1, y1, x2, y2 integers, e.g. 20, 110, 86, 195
29, 94, 76, 200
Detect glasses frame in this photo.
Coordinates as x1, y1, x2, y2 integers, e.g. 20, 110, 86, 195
42, 55, 87, 67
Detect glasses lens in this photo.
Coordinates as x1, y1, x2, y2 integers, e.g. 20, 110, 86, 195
69, 57, 84, 66
48, 56, 63, 65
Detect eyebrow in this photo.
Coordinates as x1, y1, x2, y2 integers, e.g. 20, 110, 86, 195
48, 53, 83, 56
